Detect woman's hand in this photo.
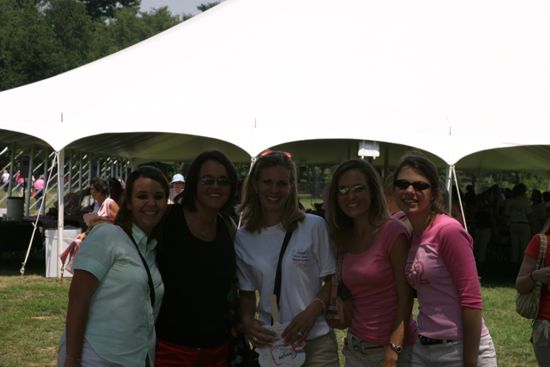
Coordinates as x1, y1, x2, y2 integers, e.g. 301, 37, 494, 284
282, 300, 323, 346
242, 314, 276, 348
83, 212, 99, 226
532, 267, 550, 284
380, 346, 399, 367
239, 290, 276, 347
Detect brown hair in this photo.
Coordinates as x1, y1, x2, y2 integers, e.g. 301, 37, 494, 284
238, 151, 304, 232
326, 159, 389, 240
114, 166, 169, 241
392, 153, 445, 214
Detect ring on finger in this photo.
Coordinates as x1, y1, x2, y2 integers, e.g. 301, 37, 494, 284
297, 331, 303, 337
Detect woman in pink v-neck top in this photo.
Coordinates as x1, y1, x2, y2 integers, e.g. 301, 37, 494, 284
326, 159, 416, 367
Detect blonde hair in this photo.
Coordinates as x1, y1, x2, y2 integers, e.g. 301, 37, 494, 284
238, 151, 304, 232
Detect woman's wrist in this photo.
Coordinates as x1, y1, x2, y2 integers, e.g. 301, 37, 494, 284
311, 297, 326, 313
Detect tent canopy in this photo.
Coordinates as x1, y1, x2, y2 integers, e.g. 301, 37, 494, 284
0, 0, 549, 169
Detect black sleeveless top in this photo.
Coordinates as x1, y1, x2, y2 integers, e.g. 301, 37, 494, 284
155, 204, 236, 348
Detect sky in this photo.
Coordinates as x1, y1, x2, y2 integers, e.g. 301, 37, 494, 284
140, 0, 225, 16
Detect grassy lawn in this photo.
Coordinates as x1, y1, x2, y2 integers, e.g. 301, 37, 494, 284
0, 259, 70, 367
0, 258, 538, 367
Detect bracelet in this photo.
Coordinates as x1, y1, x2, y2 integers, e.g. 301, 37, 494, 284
530, 271, 536, 282
312, 297, 326, 311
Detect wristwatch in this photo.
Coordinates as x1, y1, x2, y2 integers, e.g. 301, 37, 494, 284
389, 342, 403, 354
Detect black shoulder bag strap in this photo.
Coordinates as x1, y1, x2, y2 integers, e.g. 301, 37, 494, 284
272, 230, 293, 324
119, 226, 155, 308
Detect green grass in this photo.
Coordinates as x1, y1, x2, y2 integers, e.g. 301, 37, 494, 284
0, 263, 538, 366
0, 274, 69, 366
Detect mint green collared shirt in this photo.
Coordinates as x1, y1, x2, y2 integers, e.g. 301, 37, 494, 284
72, 223, 164, 366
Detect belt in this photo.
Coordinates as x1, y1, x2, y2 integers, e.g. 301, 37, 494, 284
344, 334, 384, 354
418, 335, 456, 346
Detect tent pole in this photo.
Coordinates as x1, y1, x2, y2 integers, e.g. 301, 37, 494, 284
450, 165, 468, 232
237, 156, 256, 229
57, 150, 65, 279
445, 165, 452, 214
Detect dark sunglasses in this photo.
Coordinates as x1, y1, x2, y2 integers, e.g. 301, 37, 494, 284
199, 175, 231, 187
337, 184, 366, 196
394, 179, 431, 191
259, 149, 292, 159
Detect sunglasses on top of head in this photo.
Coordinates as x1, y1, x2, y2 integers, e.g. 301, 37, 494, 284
199, 175, 231, 187
259, 149, 292, 159
394, 179, 431, 191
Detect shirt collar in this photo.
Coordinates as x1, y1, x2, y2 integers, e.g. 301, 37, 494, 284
131, 224, 158, 250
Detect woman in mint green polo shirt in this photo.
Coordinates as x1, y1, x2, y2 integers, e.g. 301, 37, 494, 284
57, 166, 169, 367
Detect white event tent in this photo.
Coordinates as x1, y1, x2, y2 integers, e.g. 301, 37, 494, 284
0, 0, 550, 274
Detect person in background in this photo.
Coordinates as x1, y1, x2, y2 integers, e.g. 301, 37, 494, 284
33, 175, 46, 210
504, 183, 532, 263
83, 177, 119, 225
326, 159, 416, 366
393, 153, 497, 367
57, 166, 168, 367
516, 218, 550, 367
531, 189, 547, 236
155, 150, 238, 367
1, 170, 10, 192
169, 173, 185, 204
236, 150, 339, 367
60, 177, 120, 273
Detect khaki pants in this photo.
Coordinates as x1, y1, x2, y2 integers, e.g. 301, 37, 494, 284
342, 331, 412, 367
410, 334, 497, 367
303, 329, 340, 367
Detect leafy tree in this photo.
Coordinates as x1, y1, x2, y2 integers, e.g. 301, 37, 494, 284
0, 0, 181, 91
197, 1, 219, 12
0, 0, 60, 90
81, 0, 139, 20
89, 6, 180, 60
44, 0, 94, 71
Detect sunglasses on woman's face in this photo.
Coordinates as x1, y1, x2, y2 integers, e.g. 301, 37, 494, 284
337, 184, 366, 196
199, 175, 231, 187
394, 179, 431, 191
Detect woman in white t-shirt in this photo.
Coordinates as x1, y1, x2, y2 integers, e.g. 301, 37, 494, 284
235, 150, 339, 367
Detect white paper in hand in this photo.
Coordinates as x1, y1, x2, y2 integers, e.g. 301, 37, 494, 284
256, 295, 306, 367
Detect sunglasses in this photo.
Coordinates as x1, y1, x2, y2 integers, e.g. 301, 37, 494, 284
199, 175, 231, 187
337, 184, 366, 196
394, 179, 431, 191
259, 149, 292, 159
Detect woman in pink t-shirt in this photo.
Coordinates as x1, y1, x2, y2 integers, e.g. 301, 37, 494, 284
326, 159, 416, 367
393, 153, 497, 367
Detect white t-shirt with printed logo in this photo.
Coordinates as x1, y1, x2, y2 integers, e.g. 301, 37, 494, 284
236, 213, 336, 340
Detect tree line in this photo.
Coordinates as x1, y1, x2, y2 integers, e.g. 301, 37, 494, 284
0, 0, 218, 92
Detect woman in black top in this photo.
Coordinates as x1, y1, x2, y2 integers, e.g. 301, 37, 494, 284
155, 150, 238, 367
